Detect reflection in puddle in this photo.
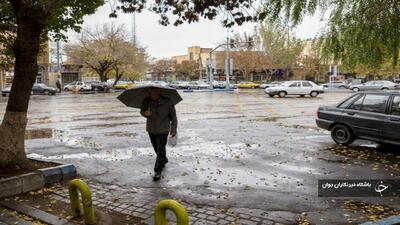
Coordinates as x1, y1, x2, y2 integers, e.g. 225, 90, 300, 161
25, 128, 53, 140
25, 129, 101, 149
105, 131, 137, 138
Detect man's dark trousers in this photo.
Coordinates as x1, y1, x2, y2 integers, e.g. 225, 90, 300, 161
149, 133, 168, 173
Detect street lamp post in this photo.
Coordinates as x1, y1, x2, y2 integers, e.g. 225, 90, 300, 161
207, 39, 254, 89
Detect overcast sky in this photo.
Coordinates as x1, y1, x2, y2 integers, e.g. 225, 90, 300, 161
66, 5, 327, 59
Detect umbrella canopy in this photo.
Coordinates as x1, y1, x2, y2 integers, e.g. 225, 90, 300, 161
117, 85, 182, 108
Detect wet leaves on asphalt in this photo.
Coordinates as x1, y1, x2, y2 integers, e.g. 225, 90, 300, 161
344, 201, 400, 222
327, 145, 400, 173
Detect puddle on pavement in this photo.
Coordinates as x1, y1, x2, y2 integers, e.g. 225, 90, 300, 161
90, 122, 144, 129
25, 128, 102, 149
25, 128, 54, 140
29, 116, 52, 125
104, 131, 137, 138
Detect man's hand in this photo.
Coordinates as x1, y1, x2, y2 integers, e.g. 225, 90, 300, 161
170, 131, 176, 137
143, 110, 152, 117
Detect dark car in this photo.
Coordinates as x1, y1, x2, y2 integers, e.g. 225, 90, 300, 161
86, 81, 110, 92
1, 86, 11, 97
32, 83, 58, 95
316, 92, 400, 146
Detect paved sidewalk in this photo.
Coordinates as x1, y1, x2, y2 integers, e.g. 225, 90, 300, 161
52, 180, 298, 225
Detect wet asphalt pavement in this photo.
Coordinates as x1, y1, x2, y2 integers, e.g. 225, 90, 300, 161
0, 89, 399, 224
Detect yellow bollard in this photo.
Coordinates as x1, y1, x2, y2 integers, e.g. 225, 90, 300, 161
154, 200, 189, 225
68, 179, 95, 225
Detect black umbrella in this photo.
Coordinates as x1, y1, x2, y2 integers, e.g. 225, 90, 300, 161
117, 85, 182, 109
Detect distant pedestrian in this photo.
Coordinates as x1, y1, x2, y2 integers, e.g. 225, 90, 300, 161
56, 79, 62, 93
140, 87, 177, 181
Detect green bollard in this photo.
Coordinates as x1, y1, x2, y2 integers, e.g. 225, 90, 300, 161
154, 200, 189, 225
68, 179, 95, 225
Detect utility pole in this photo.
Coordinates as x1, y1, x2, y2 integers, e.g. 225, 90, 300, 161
225, 26, 231, 89
132, 13, 137, 45
286, 25, 290, 81
56, 40, 61, 71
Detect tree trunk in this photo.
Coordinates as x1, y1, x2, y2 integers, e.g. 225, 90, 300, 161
0, 10, 45, 167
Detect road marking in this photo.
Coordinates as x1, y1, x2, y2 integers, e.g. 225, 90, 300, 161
249, 93, 277, 116
208, 93, 223, 112
236, 92, 242, 112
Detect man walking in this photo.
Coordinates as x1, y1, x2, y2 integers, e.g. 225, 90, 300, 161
141, 88, 177, 181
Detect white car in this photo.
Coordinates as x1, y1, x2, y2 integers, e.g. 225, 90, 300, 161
188, 81, 210, 89
265, 80, 325, 98
150, 81, 169, 87
260, 81, 283, 89
64, 81, 92, 91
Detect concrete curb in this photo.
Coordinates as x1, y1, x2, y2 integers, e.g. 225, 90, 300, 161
0, 172, 44, 199
0, 163, 77, 199
360, 215, 400, 225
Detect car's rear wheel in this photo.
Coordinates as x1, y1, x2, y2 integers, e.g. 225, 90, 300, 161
381, 87, 389, 91
331, 124, 355, 145
300, 95, 305, 97
278, 91, 286, 98
268, 94, 275, 98
310, 91, 319, 97
352, 87, 360, 92
1, 93, 6, 97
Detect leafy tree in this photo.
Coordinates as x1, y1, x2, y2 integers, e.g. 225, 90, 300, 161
0, 0, 103, 167
262, 0, 400, 76
257, 22, 304, 79
150, 59, 174, 81
173, 60, 199, 80
0, 0, 256, 168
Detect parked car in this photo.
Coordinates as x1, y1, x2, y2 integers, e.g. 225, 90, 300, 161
260, 81, 283, 89
1, 86, 11, 97
114, 81, 135, 90
2, 84, 58, 96
32, 83, 58, 95
86, 81, 110, 92
64, 81, 92, 91
135, 81, 152, 87
394, 79, 400, 84
321, 81, 349, 89
316, 92, 400, 146
265, 80, 324, 98
213, 81, 226, 89
237, 82, 259, 89
150, 81, 169, 87
63, 82, 76, 91
168, 81, 189, 89
350, 80, 399, 92
188, 81, 210, 89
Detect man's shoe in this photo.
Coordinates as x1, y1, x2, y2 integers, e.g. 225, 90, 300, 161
153, 172, 161, 181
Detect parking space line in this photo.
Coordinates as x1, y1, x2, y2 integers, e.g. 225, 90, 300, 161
236, 92, 242, 112
208, 94, 223, 112
249, 93, 277, 116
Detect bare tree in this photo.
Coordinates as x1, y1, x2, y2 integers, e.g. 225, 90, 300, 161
65, 23, 147, 82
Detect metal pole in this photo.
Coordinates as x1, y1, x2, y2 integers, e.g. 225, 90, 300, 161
56, 40, 61, 71
226, 26, 231, 89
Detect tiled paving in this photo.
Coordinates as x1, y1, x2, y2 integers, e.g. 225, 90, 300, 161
52, 181, 297, 225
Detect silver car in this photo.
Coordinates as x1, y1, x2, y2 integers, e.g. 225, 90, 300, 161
350, 80, 399, 92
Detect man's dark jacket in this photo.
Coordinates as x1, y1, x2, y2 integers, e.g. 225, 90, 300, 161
140, 97, 177, 134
